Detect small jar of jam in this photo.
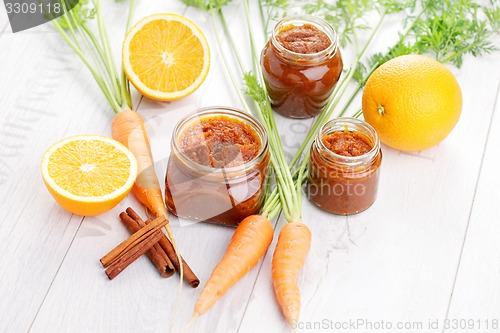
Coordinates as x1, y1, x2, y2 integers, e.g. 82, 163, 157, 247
165, 107, 270, 226
307, 118, 382, 215
261, 15, 343, 119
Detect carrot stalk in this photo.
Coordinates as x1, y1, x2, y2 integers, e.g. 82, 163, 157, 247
272, 222, 311, 325
241, 0, 311, 324
184, 1, 313, 325
51, 1, 183, 281
192, 215, 274, 318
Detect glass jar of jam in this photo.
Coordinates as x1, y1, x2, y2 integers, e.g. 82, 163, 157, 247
307, 118, 382, 215
165, 107, 270, 226
261, 15, 343, 119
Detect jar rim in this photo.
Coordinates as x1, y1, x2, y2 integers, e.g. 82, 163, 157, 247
271, 15, 339, 61
171, 106, 269, 175
315, 117, 380, 166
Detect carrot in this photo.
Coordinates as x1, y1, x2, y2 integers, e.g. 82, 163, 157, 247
53, 2, 169, 223
112, 109, 183, 281
187, 1, 314, 327
192, 215, 274, 318
112, 109, 166, 218
51, 1, 183, 279
272, 222, 311, 325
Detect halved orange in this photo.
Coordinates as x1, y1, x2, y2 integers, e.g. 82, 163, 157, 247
123, 13, 210, 101
41, 135, 138, 216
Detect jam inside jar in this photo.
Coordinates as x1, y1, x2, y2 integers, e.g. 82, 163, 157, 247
165, 107, 270, 226
307, 118, 382, 215
261, 16, 343, 119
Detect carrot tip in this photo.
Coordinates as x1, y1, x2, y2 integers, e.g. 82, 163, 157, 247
183, 314, 198, 332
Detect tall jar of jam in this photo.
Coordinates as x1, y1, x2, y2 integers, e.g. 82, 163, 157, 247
261, 15, 343, 119
307, 118, 382, 215
165, 107, 270, 226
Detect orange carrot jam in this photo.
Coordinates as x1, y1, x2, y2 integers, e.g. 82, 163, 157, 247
276, 24, 331, 54
178, 116, 261, 168
322, 131, 372, 157
307, 119, 382, 215
165, 109, 270, 226
261, 17, 343, 118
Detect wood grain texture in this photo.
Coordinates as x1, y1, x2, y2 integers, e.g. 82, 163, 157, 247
0, 31, 110, 333
0, 6, 9, 33
445, 80, 500, 333
0, 22, 8, 34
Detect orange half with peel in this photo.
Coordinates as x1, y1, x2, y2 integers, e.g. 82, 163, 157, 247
123, 13, 210, 101
41, 135, 138, 216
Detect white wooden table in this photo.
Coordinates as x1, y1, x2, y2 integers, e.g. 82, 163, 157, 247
1, 1, 500, 332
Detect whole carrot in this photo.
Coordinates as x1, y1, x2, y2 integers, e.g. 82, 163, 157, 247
53, 1, 170, 222
192, 215, 274, 318
51, 1, 182, 273
112, 109, 166, 218
184, 0, 314, 327
272, 222, 311, 325
52, 1, 170, 221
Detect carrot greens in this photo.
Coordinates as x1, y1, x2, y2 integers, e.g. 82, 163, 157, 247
51, 0, 184, 282
183, 0, 312, 323
51, 0, 134, 113
258, 0, 289, 39
340, 0, 500, 118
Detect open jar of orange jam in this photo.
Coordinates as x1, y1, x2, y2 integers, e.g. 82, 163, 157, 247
164, 107, 270, 226
307, 118, 382, 215
261, 16, 343, 119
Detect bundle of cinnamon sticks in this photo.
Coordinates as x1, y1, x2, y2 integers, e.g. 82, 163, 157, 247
99, 207, 199, 287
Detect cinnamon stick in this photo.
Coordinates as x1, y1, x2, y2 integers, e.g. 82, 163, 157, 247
119, 212, 175, 278
126, 207, 200, 288
105, 230, 163, 280
100, 216, 167, 268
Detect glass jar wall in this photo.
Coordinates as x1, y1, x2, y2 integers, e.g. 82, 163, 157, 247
165, 107, 270, 226
261, 15, 343, 119
307, 118, 382, 215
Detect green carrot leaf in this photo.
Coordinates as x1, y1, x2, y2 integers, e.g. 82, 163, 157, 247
180, 0, 232, 11
485, 1, 500, 32
243, 72, 267, 107
57, 0, 95, 29
379, 0, 416, 14
352, 62, 367, 86
411, 0, 499, 67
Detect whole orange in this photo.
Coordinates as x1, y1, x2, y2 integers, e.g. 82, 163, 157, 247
362, 54, 462, 151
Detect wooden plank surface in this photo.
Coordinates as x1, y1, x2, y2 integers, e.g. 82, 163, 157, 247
1, 22, 8, 34
0, 5, 9, 33
445, 81, 500, 333
0, 1, 499, 333
0, 23, 116, 331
